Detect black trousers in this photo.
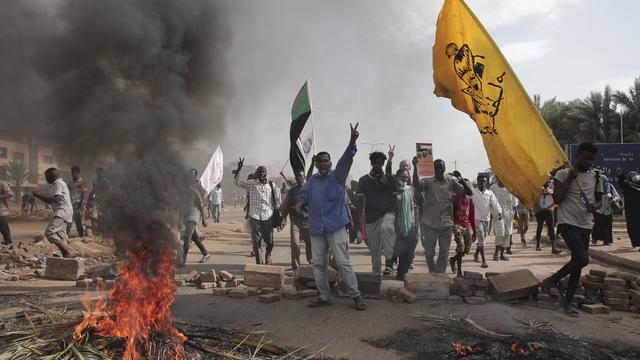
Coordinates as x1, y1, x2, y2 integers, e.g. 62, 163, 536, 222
0, 215, 11, 244
592, 213, 613, 244
250, 218, 274, 264
394, 228, 418, 280
550, 224, 590, 306
535, 210, 555, 247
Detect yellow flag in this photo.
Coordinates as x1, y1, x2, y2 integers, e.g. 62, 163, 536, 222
433, 0, 567, 208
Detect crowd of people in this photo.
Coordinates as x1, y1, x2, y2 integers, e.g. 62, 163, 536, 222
1, 127, 640, 316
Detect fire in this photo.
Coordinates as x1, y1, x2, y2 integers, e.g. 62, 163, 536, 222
74, 237, 185, 360
452, 340, 483, 357
511, 342, 541, 356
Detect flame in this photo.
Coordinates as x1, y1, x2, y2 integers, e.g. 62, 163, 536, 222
452, 340, 483, 357
511, 342, 541, 356
74, 237, 185, 360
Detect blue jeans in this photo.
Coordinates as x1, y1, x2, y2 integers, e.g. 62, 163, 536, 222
311, 228, 361, 301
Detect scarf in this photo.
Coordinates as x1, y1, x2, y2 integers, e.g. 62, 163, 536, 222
398, 183, 412, 236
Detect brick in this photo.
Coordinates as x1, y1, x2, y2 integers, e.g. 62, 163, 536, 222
198, 282, 217, 289
485, 272, 500, 278
630, 289, 640, 299
463, 271, 483, 280
464, 296, 486, 305
212, 288, 227, 295
404, 273, 450, 300
459, 289, 475, 297
452, 277, 474, 287
603, 297, 628, 306
243, 264, 286, 290
258, 293, 281, 303
284, 290, 303, 300
582, 304, 610, 314
45, 257, 85, 280
219, 271, 234, 281
582, 281, 604, 289
356, 272, 381, 295
231, 278, 244, 287
603, 291, 629, 299
296, 265, 337, 283
386, 287, 401, 300
537, 293, 554, 302
397, 288, 417, 304
537, 301, 560, 310
588, 269, 607, 278
218, 280, 236, 288
246, 287, 258, 296
174, 279, 187, 286
585, 274, 604, 283
473, 289, 487, 297
306, 281, 316, 289
76, 279, 92, 287
488, 269, 539, 301
259, 287, 274, 294
391, 294, 405, 303
216, 281, 227, 288
229, 288, 249, 298
199, 270, 218, 283
448, 295, 464, 304
473, 279, 490, 288
300, 289, 318, 298
604, 277, 626, 287
608, 303, 629, 312
573, 295, 586, 304
175, 270, 198, 282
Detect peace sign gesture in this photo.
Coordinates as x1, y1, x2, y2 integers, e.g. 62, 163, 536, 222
233, 157, 245, 178
350, 122, 360, 145
388, 144, 396, 161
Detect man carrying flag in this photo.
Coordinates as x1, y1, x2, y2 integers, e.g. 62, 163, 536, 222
432, 0, 567, 207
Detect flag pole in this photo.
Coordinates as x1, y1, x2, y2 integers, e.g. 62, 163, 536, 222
280, 158, 290, 173
307, 77, 317, 155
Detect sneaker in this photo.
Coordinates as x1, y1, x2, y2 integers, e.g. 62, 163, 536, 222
500, 254, 510, 261
199, 253, 211, 263
382, 268, 394, 276
353, 296, 367, 311
481, 262, 489, 268
308, 297, 331, 308
551, 249, 561, 254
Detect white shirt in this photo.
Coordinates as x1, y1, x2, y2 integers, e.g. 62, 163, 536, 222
209, 188, 223, 205
491, 184, 518, 216
50, 178, 73, 222
554, 168, 603, 229
472, 188, 501, 222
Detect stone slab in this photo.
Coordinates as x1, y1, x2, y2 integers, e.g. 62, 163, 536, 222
45, 257, 85, 281
582, 304, 610, 314
397, 288, 417, 304
244, 264, 285, 290
404, 273, 450, 300
463, 271, 483, 280
259, 293, 281, 303
488, 269, 539, 301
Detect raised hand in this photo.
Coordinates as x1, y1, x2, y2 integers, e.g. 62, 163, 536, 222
350, 123, 359, 145
388, 145, 395, 160
412, 156, 419, 167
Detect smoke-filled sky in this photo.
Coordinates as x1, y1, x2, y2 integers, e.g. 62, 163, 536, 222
214, 0, 640, 180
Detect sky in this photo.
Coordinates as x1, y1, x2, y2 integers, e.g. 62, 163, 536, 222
200, 0, 640, 179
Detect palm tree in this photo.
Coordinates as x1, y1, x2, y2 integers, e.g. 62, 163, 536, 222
612, 76, 640, 143
6, 160, 30, 203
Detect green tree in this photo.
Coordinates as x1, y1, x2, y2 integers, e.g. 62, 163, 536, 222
6, 160, 30, 203
612, 76, 640, 143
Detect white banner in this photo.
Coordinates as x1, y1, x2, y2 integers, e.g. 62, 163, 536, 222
301, 132, 313, 159
200, 146, 223, 194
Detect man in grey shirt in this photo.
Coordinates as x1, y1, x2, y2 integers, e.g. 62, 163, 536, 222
0, 178, 13, 245
33, 168, 75, 257
412, 158, 472, 273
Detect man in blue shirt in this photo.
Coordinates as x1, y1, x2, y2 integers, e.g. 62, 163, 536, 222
296, 123, 366, 311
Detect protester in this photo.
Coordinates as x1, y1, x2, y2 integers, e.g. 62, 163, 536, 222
516, 203, 529, 246
592, 174, 620, 246
449, 176, 476, 277
533, 181, 560, 253
0, 178, 13, 245
490, 179, 518, 260
243, 173, 257, 258
180, 169, 210, 266
66, 166, 87, 237
471, 173, 501, 268
543, 143, 602, 317
413, 157, 472, 273
88, 167, 112, 236
32, 168, 75, 257
295, 123, 366, 311
280, 169, 312, 271
347, 180, 362, 244
618, 170, 640, 250
209, 184, 223, 223
393, 168, 418, 280
358, 151, 397, 275
234, 161, 281, 264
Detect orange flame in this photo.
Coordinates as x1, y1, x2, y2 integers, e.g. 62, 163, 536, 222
452, 340, 483, 357
74, 238, 185, 360
511, 342, 540, 356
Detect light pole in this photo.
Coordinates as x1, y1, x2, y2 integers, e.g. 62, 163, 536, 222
620, 111, 624, 144
359, 140, 385, 154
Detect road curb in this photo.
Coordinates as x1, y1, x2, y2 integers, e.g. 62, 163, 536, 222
555, 240, 640, 272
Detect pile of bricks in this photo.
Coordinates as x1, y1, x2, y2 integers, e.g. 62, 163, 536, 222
558, 269, 640, 314
449, 271, 489, 305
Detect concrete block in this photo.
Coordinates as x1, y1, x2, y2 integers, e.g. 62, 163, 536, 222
589, 269, 607, 278
585, 274, 604, 283
608, 302, 629, 312
473, 289, 487, 297
243, 264, 285, 290
452, 277, 474, 287
246, 287, 258, 296
448, 295, 464, 304
284, 290, 303, 300
473, 279, 490, 288
537, 301, 559, 310
464, 296, 486, 305
212, 288, 227, 295
397, 288, 417, 304
45, 257, 85, 280
76, 279, 92, 287
229, 288, 248, 298
629, 289, 640, 300
573, 294, 586, 304
259, 287, 274, 294
582, 281, 604, 289
604, 277, 626, 287
463, 271, 483, 280
582, 304, 609, 314
386, 287, 401, 300
199, 270, 218, 283
296, 265, 337, 283
219, 271, 234, 281
404, 273, 450, 300
391, 294, 405, 303
603, 297, 629, 306
485, 272, 500, 278
259, 293, 281, 303
198, 282, 216, 289
488, 269, 539, 301
300, 289, 318, 298
605, 285, 627, 292
537, 293, 554, 302
603, 290, 629, 299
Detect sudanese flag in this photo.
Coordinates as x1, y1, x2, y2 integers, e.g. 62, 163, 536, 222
289, 80, 312, 172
